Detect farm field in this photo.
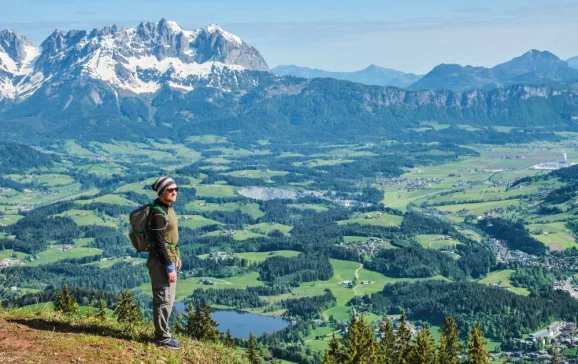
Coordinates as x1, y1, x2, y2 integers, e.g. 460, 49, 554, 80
4, 135, 578, 363
478, 269, 530, 296
337, 212, 403, 227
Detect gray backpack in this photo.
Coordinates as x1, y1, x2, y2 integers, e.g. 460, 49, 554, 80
128, 204, 167, 252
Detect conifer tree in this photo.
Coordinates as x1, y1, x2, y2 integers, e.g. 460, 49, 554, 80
467, 322, 490, 364
53, 283, 79, 316
96, 299, 107, 322
408, 324, 436, 364
343, 313, 377, 364
328, 332, 342, 359
321, 332, 342, 364
377, 320, 396, 364
247, 332, 260, 364
199, 301, 220, 342
396, 310, 413, 364
115, 290, 141, 326
85, 306, 93, 320
225, 329, 235, 348
176, 301, 199, 338
438, 316, 462, 364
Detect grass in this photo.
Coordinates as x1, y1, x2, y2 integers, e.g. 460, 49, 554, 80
221, 170, 288, 179
56, 210, 118, 228
76, 194, 138, 206
186, 201, 264, 219
337, 212, 403, 227
179, 215, 222, 229
292, 159, 355, 167
202, 230, 268, 241
27, 245, 102, 266
478, 269, 530, 296
528, 223, 578, 251
264, 259, 450, 324
0, 309, 249, 364
235, 251, 301, 263
186, 135, 228, 144
0, 249, 28, 260
245, 223, 292, 235
167, 272, 265, 300
415, 234, 461, 250
194, 185, 237, 198
0, 214, 23, 226
287, 204, 328, 212
435, 199, 520, 216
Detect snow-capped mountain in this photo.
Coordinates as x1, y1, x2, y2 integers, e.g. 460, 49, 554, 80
0, 19, 269, 100
0, 30, 40, 100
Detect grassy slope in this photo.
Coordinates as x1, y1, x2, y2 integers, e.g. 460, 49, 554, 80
0, 310, 248, 364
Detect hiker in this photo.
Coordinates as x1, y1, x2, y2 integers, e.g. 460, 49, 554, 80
148, 176, 181, 349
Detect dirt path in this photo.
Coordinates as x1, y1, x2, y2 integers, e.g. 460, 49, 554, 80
353, 263, 363, 296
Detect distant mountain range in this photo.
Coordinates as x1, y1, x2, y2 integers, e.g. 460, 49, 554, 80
569, 56, 578, 70
272, 64, 422, 88
275, 51, 578, 92
410, 50, 578, 91
1, 20, 578, 143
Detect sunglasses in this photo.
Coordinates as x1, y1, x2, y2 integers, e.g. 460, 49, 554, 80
166, 187, 179, 193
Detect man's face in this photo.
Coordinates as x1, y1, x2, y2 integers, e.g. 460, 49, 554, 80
161, 186, 178, 204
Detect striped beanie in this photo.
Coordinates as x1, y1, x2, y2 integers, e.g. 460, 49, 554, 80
151, 176, 177, 196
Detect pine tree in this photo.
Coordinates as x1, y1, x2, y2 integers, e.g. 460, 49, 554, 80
467, 322, 490, 364
438, 316, 462, 364
199, 301, 220, 342
321, 332, 342, 364
85, 306, 93, 320
53, 283, 79, 316
328, 332, 342, 359
115, 290, 141, 326
408, 324, 436, 364
96, 299, 107, 322
377, 320, 396, 364
247, 332, 260, 364
396, 310, 413, 364
225, 329, 235, 348
175, 301, 200, 339
343, 313, 377, 364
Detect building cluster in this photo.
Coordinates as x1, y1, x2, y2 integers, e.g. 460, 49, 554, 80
207, 251, 236, 261
341, 237, 388, 258
553, 278, 578, 300
504, 322, 577, 362
0, 258, 22, 268
340, 280, 373, 288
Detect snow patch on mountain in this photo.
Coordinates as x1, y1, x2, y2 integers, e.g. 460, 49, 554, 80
206, 23, 242, 46
0, 20, 268, 100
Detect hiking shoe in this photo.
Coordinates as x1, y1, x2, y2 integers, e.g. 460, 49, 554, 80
157, 338, 180, 350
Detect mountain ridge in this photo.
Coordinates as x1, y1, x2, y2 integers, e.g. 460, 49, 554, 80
0, 19, 268, 101
272, 64, 422, 88
410, 49, 578, 91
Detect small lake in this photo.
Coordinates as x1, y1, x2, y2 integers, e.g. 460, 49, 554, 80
174, 302, 289, 339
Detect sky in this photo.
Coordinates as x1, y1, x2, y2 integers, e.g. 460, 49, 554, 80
1, 0, 577, 74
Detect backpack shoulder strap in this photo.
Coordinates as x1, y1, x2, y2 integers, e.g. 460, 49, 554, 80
151, 205, 168, 218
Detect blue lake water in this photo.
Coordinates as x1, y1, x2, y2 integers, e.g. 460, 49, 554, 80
174, 302, 289, 339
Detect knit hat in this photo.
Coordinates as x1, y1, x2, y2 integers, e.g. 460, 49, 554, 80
151, 176, 177, 196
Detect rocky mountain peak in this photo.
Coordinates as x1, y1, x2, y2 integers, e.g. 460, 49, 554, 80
0, 30, 35, 67
1, 20, 270, 100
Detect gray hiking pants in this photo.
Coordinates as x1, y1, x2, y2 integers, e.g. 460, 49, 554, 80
147, 257, 176, 344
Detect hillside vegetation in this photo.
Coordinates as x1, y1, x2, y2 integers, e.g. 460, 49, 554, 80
0, 308, 248, 364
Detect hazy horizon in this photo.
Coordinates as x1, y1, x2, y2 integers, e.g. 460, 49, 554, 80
1, 0, 577, 74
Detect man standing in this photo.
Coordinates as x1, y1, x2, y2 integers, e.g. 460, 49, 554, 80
148, 176, 181, 349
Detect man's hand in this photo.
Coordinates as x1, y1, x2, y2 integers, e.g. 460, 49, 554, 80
168, 271, 177, 283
